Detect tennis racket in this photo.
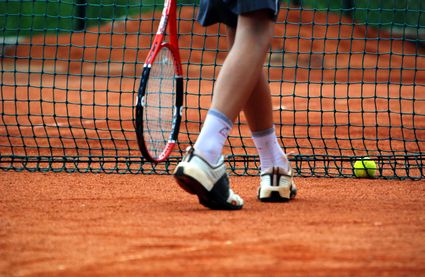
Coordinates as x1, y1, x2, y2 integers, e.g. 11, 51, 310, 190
135, 0, 183, 163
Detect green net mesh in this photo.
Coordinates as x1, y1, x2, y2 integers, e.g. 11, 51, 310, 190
0, 0, 424, 179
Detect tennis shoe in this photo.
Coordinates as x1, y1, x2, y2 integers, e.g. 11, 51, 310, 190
258, 166, 297, 202
173, 147, 243, 210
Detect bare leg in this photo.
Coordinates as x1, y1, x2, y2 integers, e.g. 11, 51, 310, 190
211, 10, 274, 122
226, 24, 289, 174
227, 22, 294, 201
225, 27, 274, 132
193, 9, 287, 171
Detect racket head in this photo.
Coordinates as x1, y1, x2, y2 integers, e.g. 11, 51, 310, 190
136, 43, 183, 163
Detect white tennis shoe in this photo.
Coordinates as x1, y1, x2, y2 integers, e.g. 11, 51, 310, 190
258, 166, 297, 202
173, 147, 243, 210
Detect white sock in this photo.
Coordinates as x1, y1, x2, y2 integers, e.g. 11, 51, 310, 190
194, 109, 232, 165
252, 127, 289, 174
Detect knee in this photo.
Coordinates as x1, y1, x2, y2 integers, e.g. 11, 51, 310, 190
238, 11, 274, 50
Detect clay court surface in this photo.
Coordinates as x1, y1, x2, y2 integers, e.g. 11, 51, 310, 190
1, 6, 425, 276
0, 173, 424, 276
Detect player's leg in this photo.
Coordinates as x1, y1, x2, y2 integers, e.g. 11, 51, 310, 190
174, 2, 295, 208
226, 22, 296, 202
225, 24, 290, 172
193, 10, 274, 165
173, 10, 273, 210
244, 73, 291, 175
210, 10, 274, 121
224, 26, 273, 132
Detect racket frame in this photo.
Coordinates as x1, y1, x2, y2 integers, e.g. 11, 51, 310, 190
136, 0, 183, 163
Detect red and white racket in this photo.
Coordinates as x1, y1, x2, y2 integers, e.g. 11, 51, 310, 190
135, 0, 183, 163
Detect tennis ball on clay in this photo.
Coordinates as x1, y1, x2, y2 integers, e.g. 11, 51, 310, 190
354, 157, 377, 178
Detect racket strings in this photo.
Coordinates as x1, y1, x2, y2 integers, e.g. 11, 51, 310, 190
144, 47, 176, 158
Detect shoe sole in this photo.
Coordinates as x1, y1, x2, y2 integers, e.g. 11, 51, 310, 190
174, 167, 243, 210
258, 186, 297, 202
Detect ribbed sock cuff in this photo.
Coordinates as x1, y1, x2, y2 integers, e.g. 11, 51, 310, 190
208, 108, 233, 128
252, 126, 275, 138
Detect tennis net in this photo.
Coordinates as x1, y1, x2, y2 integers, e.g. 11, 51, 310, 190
0, 0, 424, 178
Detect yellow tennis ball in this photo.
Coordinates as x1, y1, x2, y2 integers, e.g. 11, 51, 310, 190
354, 157, 377, 178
